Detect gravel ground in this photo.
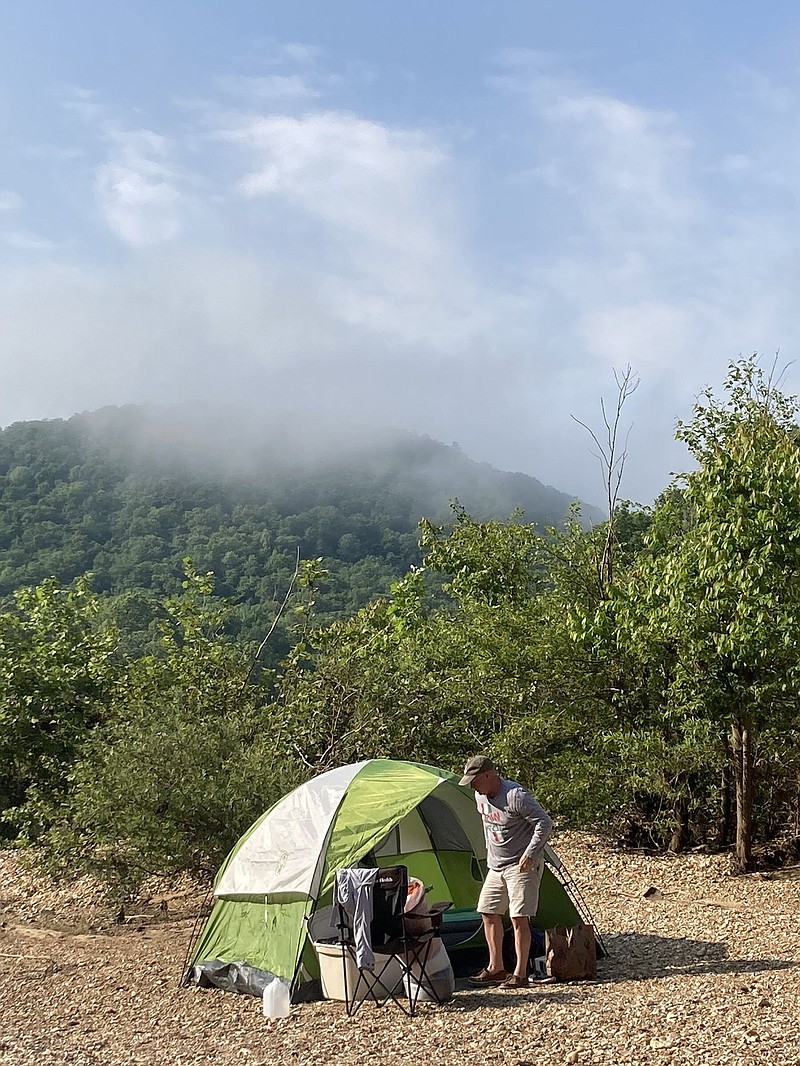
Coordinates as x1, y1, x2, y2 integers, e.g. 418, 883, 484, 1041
1, 832, 799, 1066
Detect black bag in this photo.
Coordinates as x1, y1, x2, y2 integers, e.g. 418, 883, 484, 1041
545, 924, 597, 980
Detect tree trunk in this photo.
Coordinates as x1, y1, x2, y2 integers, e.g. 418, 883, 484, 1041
731, 713, 755, 871
718, 736, 734, 847
669, 793, 690, 853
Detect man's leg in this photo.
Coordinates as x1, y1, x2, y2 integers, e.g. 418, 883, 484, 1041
482, 912, 505, 974
471, 870, 508, 981
506, 857, 545, 983
510, 915, 531, 978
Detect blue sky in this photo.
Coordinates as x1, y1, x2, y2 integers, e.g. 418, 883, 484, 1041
2, 2, 800, 506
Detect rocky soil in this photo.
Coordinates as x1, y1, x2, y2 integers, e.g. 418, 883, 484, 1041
1, 833, 799, 1066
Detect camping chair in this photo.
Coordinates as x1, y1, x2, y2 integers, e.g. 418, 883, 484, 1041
334, 865, 451, 1017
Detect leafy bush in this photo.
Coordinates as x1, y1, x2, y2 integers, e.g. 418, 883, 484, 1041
37, 563, 296, 892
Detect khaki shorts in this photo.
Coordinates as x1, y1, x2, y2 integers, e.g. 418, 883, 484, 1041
477, 857, 544, 918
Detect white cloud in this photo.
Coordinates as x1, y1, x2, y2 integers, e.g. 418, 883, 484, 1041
0, 191, 23, 212
547, 92, 694, 225
94, 129, 182, 247
2, 231, 57, 252
232, 111, 445, 247
222, 109, 488, 347
582, 302, 693, 372
0, 194, 55, 255
61, 87, 107, 125
22, 144, 84, 161
0, 62, 719, 504
0, 254, 324, 419
279, 43, 323, 66
217, 74, 320, 102
8, 50, 800, 508
473, 53, 800, 501
495, 60, 696, 252
61, 89, 185, 247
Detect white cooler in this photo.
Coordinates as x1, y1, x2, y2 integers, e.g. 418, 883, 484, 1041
315, 942, 405, 1002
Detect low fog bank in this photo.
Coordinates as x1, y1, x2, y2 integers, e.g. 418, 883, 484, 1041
61, 403, 603, 526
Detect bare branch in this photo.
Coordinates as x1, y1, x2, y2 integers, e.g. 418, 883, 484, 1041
572, 365, 639, 592
238, 547, 302, 696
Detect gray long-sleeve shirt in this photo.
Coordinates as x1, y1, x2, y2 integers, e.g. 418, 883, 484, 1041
476, 778, 553, 871
335, 867, 379, 969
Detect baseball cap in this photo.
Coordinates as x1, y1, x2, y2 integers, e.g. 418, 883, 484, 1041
459, 755, 495, 786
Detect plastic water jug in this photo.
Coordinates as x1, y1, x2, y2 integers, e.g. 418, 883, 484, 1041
262, 978, 291, 1018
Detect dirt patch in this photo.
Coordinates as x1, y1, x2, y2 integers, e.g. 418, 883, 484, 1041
2, 833, 800, 1065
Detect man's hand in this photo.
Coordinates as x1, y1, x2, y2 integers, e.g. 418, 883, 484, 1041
518, 854, 533, 873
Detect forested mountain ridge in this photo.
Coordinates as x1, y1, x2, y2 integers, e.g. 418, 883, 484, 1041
0, 405, 597, 648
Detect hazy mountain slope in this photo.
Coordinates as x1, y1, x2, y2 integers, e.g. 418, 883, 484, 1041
0, 406, 601, 648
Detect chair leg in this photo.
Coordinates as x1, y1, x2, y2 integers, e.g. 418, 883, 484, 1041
342, 946, 412, 1017
405, 936, 448, 1008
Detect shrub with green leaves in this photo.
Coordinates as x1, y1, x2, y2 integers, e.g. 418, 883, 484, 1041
0, 575, 119, 839
39, 563, 292, 892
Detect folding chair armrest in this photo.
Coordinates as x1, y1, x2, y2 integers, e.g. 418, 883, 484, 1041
427, 901, 453, 917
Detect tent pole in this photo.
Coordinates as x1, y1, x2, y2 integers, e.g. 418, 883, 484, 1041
545, 850, 607, 957
178, 885, 214, 986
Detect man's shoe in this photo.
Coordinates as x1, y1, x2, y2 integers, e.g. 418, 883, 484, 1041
502, 974, 529, 988
468, 968, 508, 986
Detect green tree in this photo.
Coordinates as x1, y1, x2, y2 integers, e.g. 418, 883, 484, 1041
499, 509, 669, 837
0, 576, 118, 838
275, 509, 546, 787
621, 357, 800, 869
41, 562, 283, 890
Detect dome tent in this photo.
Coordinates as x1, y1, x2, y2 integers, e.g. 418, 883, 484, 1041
186, 758, 596, 1000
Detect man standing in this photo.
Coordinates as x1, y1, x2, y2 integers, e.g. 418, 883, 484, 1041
460, 755, 553, 988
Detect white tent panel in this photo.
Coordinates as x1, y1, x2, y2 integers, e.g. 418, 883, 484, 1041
215, 762, 367, 899
372, 825, 400, 857
398, 807, 433, 853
